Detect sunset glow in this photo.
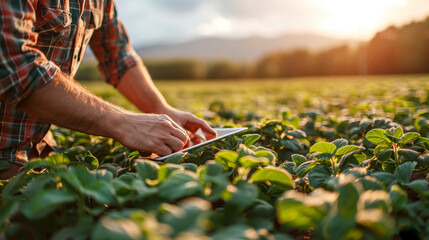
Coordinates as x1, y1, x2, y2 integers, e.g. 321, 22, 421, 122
312, 0, 409, 39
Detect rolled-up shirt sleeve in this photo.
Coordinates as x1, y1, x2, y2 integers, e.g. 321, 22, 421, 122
0, 0, 59, 106
89, 1, 139, 87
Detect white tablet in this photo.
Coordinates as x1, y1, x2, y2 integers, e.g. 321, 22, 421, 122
152, 127, 248, 161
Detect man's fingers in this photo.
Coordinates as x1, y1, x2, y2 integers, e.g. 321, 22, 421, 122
165, 136, 187, 152
192, 119, 217, 140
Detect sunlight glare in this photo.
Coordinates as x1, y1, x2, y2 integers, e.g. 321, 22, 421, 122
311, 0, 408, 39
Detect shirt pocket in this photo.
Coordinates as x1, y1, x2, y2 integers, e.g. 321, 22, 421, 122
35, 7, 72, 47
87, 8, 103, 30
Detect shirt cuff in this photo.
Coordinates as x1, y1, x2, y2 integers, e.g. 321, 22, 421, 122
2, 59, 60, 107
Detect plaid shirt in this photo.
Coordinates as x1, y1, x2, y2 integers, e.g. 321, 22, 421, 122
0, 0, 138, 164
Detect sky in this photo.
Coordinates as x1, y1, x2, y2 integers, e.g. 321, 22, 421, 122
115, 0, 429, 47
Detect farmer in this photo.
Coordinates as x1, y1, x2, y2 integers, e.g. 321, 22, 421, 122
0, 0, 216, 179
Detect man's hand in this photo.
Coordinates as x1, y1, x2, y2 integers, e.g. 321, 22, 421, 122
116, 113, 191, 156
163, 107, 218, 141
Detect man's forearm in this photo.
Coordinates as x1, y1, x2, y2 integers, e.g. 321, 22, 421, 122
17, 71, 190, 155
18, 71, 124, 138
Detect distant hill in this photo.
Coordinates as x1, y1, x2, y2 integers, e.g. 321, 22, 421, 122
135, 34, 359, 62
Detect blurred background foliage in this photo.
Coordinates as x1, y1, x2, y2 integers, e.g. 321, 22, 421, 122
76, 17, 429, 81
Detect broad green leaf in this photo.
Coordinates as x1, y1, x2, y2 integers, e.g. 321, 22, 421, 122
416, 137, 429, 150
92, 216, 142, 240
292, 154, 307, 166
374, 144, 391, 155
164, 152, 187, 164
224, 181, 258, 208
215, 150, 239, 169
181, 163, 198, 172
371, 172, 396, 188
211, 224, 258, 240
366, 129, 392, 145
358, 190, 391, 213
393, 127, 404, 139
243, 134, 260, 147
52, 216, 94, 240
255, 148, 277, 165
277, 190, 328, 229
281, 139, 303, 151
135, 159, 160, 180
405, 179, 429, 194
46, 154, 70, 166
337, 182, 359, 218
356, 209, 394, 239
389, 185, 407, 212
310, 142, 336, 154
251, 167, 294, 190
332, 138, 348, 149
158, 171, 202, 201
158, 164, 184, 182
287, 130, 307, 139
336, 145, 361, 156
0, 200, 19, 227
394, 161, 417, 183
376, 149, 393, 162
239, 155, 269, 168
21, 189, 77, 219
0, 161, 10, 171
398, 149, 420, 161
398, 132, 420, 145
308, 165, 332, 188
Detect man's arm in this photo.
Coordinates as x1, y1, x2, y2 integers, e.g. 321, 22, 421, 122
116, 61, 217, 139
17, 72, 190, 156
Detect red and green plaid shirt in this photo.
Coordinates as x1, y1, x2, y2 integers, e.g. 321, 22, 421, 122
0, 0, 138, 164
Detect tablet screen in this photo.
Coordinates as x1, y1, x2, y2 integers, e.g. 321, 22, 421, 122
152, 127, 247, 160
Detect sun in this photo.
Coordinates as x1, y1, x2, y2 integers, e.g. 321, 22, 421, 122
312, 0, 408, 39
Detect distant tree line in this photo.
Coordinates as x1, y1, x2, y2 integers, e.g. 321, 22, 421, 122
75, 17, 429, 81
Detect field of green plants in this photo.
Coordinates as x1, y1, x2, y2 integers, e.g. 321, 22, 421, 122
1, 75, 428, 240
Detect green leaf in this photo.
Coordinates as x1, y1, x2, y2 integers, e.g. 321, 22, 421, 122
52, 216, 94, 240
215, 150, 239, 169
356, 209, 395, 238
0, 161, 10, 171
211, 224, 258, 240
281, 139, 303, 151
251, 167, 294, 190
394, 161, 417, 183
310, 142, 336, 154
358, 190, 391, 213
46, 154, 70, 166
164, 152, 187, 164
292, 154, 307, 166
134, 159, 160, 180
287, 130, 307, 139
157, 164, 184, 182
389, 185, 407, 212
255, 148, 277, 165
335, 145, 361, 156
398, 149, 420, 161
239, 155, 269, 168
276, 190, 328, 229
308, 165, 332, 188
337, 182, 359, 218
21, 189, 77, 219
158, 171, 202, 201
224, 181, 258, 208
181, 163, 198, 172
366, 129, 392, 145
371, 172, 396, 188
374, 144, 391, 155
393, 127, 404, 139
398, 132, 420, 145
0, 200, 19, 227
332, 138, 348, 149
92, 215, 142, 240
243, 134, 260, 147
416, 137, 429, 150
